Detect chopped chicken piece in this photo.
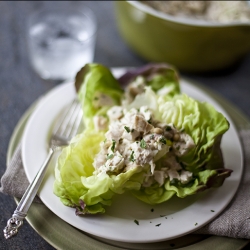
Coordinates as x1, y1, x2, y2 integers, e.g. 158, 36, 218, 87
130, 141, 156, 166
127, 76, 146, 97
164, 155, 182, 171
97, 151, 125, 174
107, 106, 124, 121
180, 170, 193, 184
133, 115, 153, 133
93, 151, 107, 169
106, 121, 124, 141
167, 169, 180, 181
173, 133, 195, 156
92, 92, 114, 109
93, 115, 108, 131
122, 129, 140, 141
154, 170, 167, 186
139, 106, 152, 121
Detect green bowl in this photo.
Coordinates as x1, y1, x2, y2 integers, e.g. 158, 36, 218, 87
114, 1, 250, 72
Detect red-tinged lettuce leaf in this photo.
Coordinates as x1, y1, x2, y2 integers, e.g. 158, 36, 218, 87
117, 63, 180, 96
132, 168, 232, 205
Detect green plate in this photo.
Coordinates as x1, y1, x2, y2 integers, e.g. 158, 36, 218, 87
7, 79, 250, 250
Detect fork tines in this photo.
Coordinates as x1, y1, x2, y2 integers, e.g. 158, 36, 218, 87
54, 99, 83, 140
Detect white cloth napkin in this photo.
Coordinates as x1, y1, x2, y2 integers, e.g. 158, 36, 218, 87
1, 130, 250, 239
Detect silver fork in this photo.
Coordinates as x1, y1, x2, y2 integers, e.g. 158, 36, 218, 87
3, 99, 83, 239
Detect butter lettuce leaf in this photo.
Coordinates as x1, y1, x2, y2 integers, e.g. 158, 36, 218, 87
53, 129, 105, 212
132, 168, 232, 205
158, 93, 230, 172
75, 63, 124, 127
130, 93, 231, 205
53, 128, 146, 214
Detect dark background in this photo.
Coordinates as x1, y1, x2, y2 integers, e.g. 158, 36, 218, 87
0, 1, 250, 249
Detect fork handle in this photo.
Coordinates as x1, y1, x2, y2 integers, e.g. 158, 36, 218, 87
3, 148, 54, 239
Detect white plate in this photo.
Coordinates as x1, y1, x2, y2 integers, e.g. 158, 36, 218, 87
22, 68, 243, 243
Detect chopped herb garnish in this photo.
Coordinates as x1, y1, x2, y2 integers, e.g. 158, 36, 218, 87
124, 126, 131, 133
111, 140, 116, 152
150, 134, 155, 140
107, 154, 114, 159
211, 210, 215, 212
159, 137, 166, 144
129, 151, 135, 162
131, 128, 135, 133
195, 223, 198, 226
140, 139, 147, 148
134, 219, 139, 225
155, 223, 161, 227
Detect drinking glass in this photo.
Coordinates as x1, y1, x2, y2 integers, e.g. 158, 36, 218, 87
27, 6, 97, 81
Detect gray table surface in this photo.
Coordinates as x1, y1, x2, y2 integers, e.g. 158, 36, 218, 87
0, 1, 250, 250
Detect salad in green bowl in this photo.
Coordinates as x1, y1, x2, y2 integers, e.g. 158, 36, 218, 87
53, 63, 232, 215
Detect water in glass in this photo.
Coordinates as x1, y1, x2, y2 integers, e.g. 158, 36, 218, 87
28, 9, 96, 81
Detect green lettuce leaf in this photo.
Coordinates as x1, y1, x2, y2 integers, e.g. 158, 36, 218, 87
75, 63, 124, 127
132, 184, 176, 205
132, 168, 232, 205
158, 93, 229, 172
130, 93, 231, 205
53, 128, 146, 214
53, 129, 105, 212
